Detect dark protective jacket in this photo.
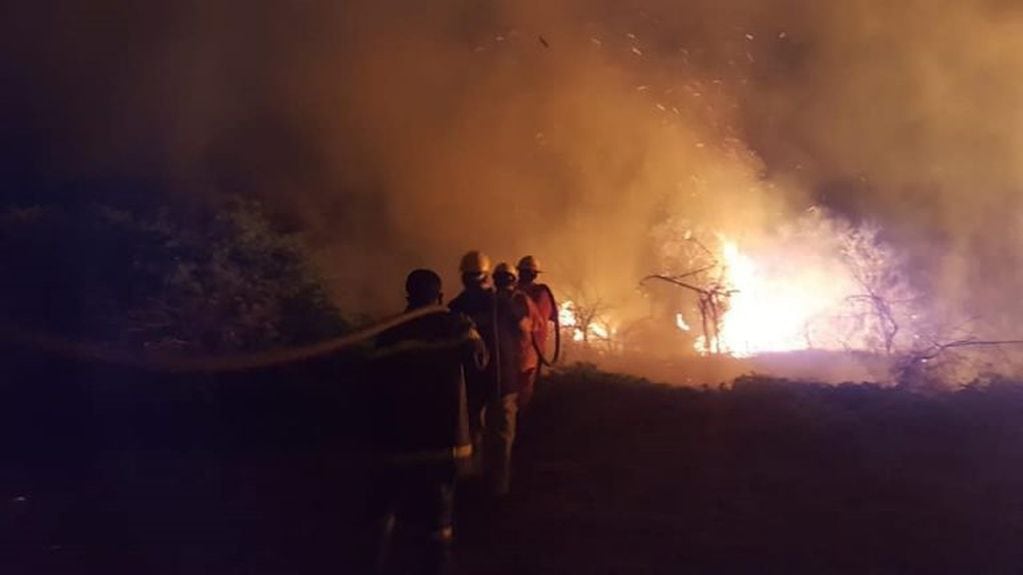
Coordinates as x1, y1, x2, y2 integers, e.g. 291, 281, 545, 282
450, 286, 542, 396
449, 287, 499, 397
370, 309, 483, 463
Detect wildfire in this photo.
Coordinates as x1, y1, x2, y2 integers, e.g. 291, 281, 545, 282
558, 300, 616, 344
691, 214, 916, 357
561, 212, 916, 359
699, 238, 856, 356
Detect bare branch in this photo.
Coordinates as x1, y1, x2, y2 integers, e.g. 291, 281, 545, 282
641, 274, 708, 295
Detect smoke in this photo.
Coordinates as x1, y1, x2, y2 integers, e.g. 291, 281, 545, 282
4, 0, 1023, 337
738, 0, 1023, 335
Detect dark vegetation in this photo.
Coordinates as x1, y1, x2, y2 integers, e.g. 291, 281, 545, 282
4, 355, 1023, 573
2, 343, 368, 574
1, 195, 360, 571
1, 199, 346, 352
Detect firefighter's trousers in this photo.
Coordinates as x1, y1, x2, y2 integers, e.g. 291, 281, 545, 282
483, 392, 518, 496
361, 460, 455, 575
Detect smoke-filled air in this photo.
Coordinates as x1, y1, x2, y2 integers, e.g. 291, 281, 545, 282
6, 0, 1023, 379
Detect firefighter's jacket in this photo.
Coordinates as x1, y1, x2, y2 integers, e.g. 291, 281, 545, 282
520, 283, 557, 353
449, 287, 499, 398
495, 288, 543, 393
369, 309, 483, 464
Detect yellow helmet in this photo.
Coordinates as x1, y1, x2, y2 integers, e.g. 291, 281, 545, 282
459, 251, 492, 276
516, 255, 541, 273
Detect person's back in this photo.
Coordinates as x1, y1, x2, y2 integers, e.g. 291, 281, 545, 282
449, 286, 496, 382
362, 268, 483, 575
520, 283, 555, 344
372, 310, 475, 458
449, 286, 495, 341
448, 252, 501, 481
515, 256, 558, 408
476, 262, 543, 496
516, 255, 558, 355
494, 286, 541, 393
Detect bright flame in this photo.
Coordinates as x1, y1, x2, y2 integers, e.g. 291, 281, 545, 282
559, 300, 616, 344
564, 211, 916, 359
709, 239, 834, 356
558, 301, 578, 327
558, 300, 585, 342
675, 312, 691, 332
698, 223, 914, 357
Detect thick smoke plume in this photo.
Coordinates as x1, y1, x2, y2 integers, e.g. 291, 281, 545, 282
4, 0, 1023, 340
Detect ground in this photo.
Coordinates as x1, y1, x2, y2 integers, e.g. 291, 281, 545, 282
458, 368, 1023, 573
3, 358, 1023, 574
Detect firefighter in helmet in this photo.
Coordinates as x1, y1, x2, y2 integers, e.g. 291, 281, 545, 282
448, 251, 498, 479
516, 255, 559, 408
486, 262, 543, 495
363, 268, 486, 574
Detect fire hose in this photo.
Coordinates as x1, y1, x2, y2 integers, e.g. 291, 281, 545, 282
2, 286, 556, 375
0, 304, 451, 374
531, 284, 561, 368
487, 283, 560, 399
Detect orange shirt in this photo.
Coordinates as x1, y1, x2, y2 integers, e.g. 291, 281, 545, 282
496, 289, 543, 389
520, 283, 557, 351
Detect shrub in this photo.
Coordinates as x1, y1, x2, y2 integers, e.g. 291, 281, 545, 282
0, 199, 347, 353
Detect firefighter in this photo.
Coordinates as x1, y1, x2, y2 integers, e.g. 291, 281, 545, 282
486, 262, 543, 496
448, 251, 497, 478
516, 255, 559, 408
363, 268, 486, 575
